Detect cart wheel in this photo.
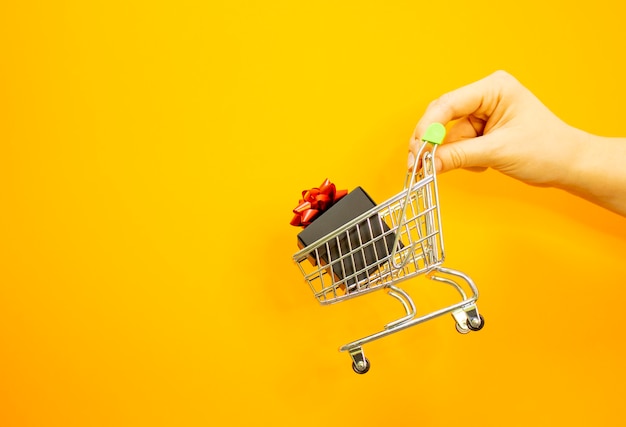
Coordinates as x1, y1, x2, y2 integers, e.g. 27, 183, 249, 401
467, 314, 485, 332
455, 322, 470, 334
352, 357, 370, 374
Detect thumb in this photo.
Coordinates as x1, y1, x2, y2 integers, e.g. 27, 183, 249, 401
434, 135, 494, 173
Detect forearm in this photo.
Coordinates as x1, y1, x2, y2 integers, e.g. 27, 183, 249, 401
559, 129, 626, 217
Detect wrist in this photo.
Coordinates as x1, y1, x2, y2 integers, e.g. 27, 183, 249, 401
555, 126, 593, 192
557, 128, 626, 216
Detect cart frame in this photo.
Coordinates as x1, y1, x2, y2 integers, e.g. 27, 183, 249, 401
292, 124, 484, 373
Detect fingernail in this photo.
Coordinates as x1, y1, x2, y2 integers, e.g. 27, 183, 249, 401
407, 152, 415, 169
434, 156, 443, 172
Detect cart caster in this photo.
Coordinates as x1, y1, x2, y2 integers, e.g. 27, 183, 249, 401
455, 322, 470, 334
467, 314, 485, 331
452, 309, 484, 334
348, 347, 370, 374
352, 358, 370, 374
452, 309, 471, 334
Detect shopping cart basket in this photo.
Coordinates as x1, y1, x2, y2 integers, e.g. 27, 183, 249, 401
292, 123, 484, 374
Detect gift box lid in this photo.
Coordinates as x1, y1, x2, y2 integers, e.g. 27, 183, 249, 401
297, 186, 376, 249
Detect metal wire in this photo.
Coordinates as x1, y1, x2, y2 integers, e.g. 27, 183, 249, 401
293, 140, 444, 305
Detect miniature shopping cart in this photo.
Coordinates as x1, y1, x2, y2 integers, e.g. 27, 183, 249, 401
292, 123, 484, 374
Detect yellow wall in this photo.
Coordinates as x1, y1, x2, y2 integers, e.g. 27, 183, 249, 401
2, 1, 626, 426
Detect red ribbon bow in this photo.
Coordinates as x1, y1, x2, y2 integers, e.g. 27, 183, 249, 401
290, 179, 348, 227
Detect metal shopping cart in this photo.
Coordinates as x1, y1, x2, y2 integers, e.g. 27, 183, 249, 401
292, 123, 484, 374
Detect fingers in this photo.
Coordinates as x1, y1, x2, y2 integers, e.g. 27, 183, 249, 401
413, 70, 513, 142
434, 134, 496, 172
444, 116, 486, 143
407, 117, 485, 172
408, 71, 519, 171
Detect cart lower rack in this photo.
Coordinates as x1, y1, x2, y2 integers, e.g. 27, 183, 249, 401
292, 123, 484, 374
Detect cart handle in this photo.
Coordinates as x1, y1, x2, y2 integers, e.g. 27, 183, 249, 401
390, 123, 446, 270
422, 122, 446, 145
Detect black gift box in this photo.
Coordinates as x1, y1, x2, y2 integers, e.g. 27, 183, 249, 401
297, 187, 401, 290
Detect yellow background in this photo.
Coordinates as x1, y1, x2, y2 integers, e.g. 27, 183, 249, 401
2, 1, 626, 426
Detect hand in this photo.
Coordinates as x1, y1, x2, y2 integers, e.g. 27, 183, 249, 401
408, 70, 626, 216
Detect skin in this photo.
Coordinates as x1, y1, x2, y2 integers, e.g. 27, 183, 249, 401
408, 70, 626, 217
